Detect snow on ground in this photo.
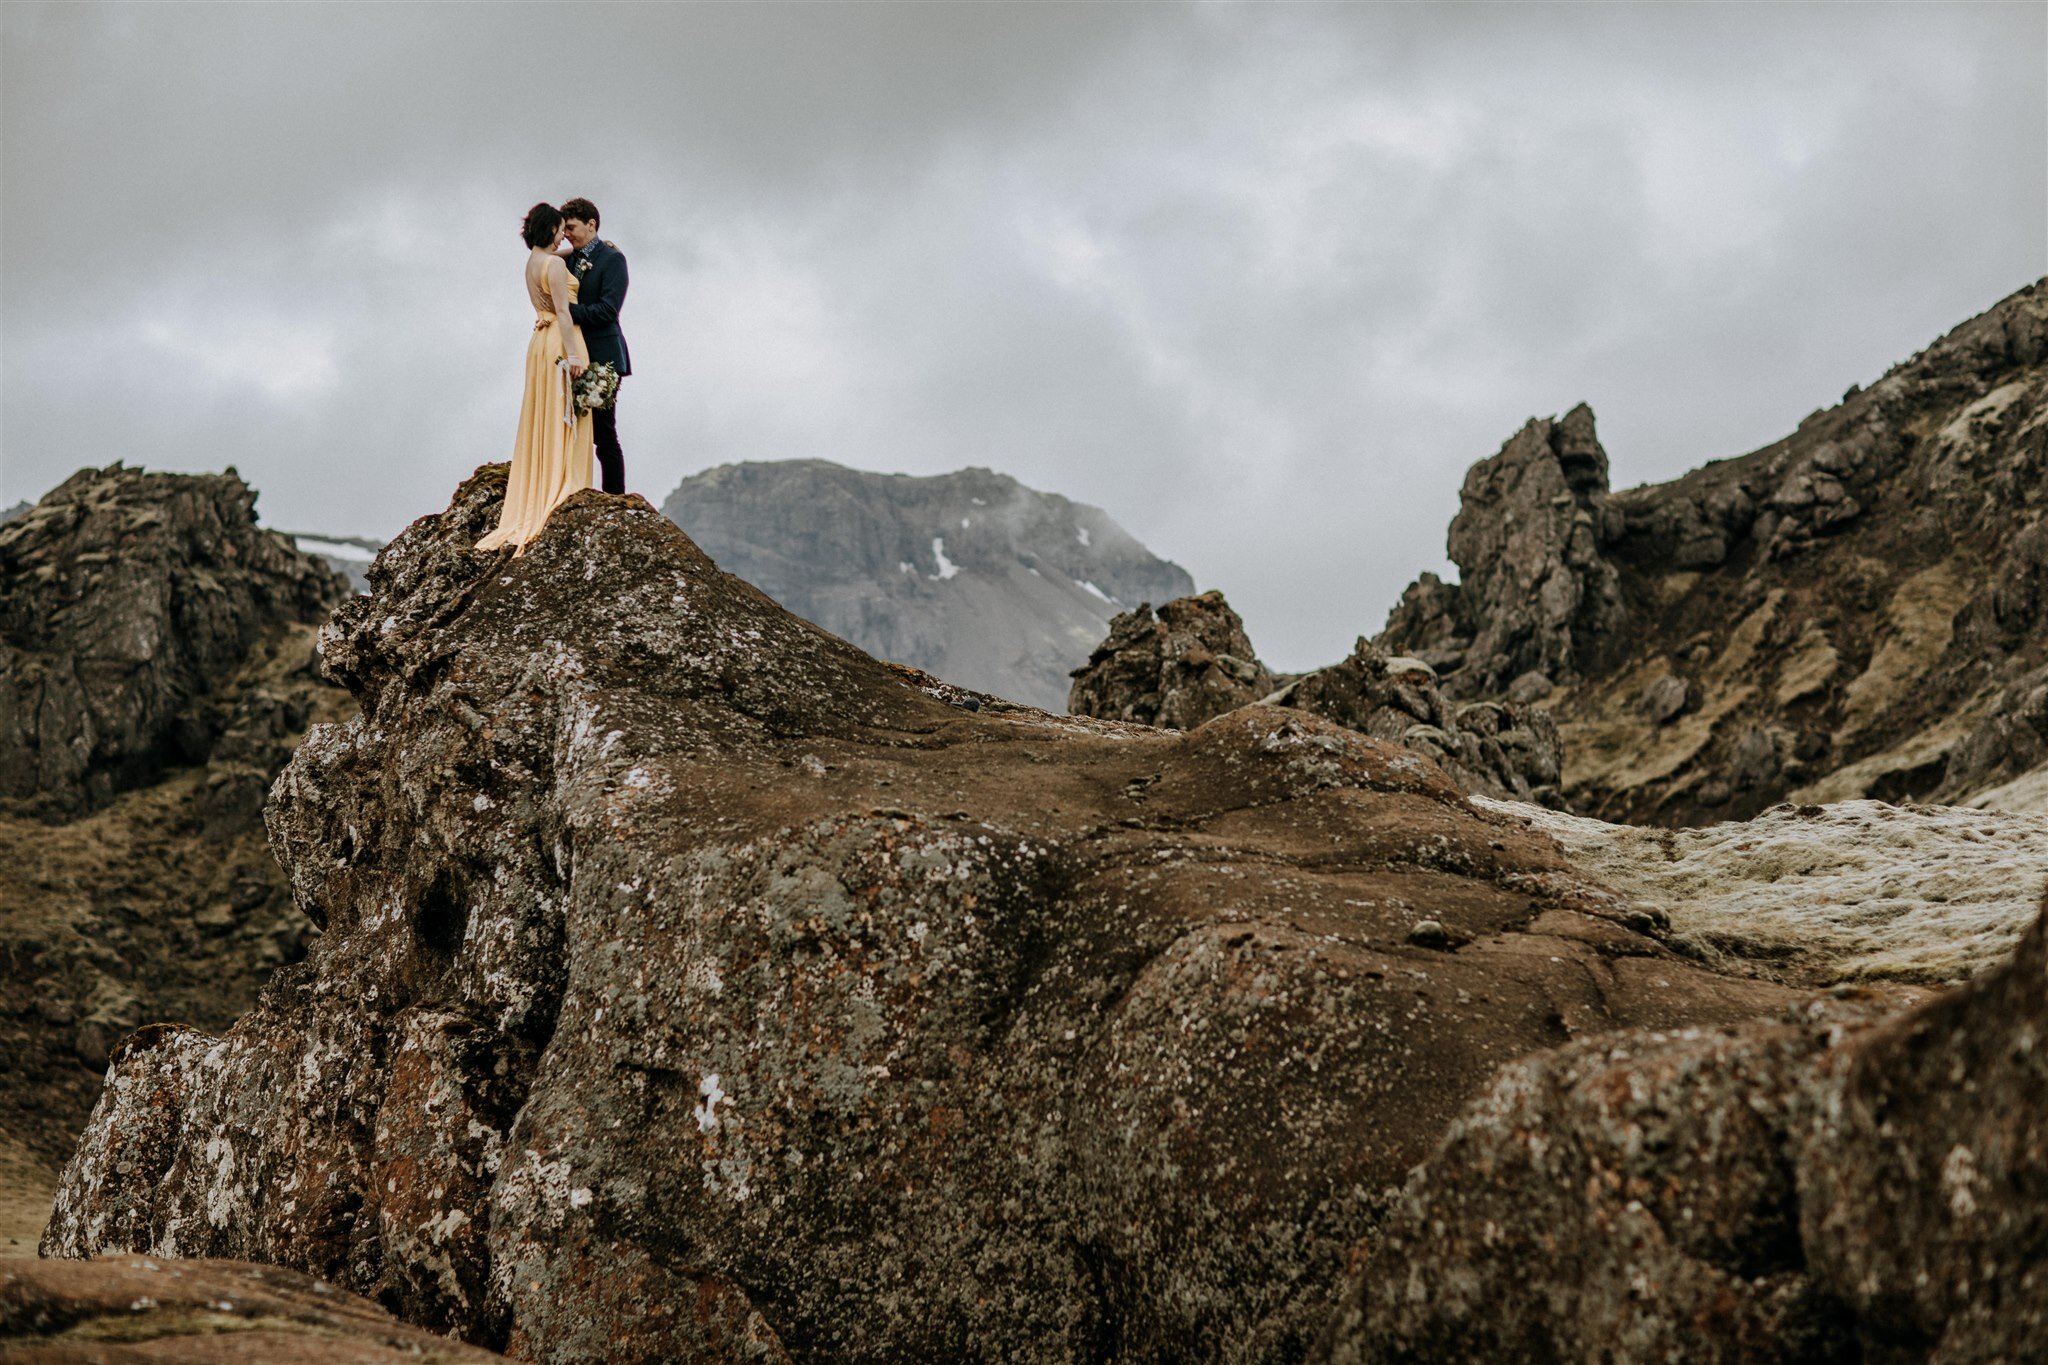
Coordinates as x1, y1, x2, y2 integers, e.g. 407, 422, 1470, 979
1474, 796, 2048, 984
930, 537, 961, 580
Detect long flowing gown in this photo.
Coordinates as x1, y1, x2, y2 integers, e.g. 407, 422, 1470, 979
476, 252, 595, 553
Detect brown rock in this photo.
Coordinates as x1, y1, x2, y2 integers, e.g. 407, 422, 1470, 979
1071, 603, 1565, 804
1315, 898, 2048, 1363
1066, 589, 1274, 727
43, 470, 1802, 1362
1376, 281, 2048, 827
1380, 403, 1626, 700
0, 468, 353, 1185
0, 1254, 508, 1361
0, 463, 345, 817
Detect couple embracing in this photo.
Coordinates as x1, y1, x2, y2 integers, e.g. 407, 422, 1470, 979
477, 197, 634, 554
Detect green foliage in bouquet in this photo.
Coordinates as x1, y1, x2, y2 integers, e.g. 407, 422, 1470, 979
572, 362, 620, 414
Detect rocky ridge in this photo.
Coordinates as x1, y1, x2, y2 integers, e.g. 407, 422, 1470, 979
664, 460, 1194, 711
0, 464, 345, 817
1379, 279, 2048, 825
0, 466, 350, 1246
1070, 591, 1563, 804
45, 468, 1827, 1362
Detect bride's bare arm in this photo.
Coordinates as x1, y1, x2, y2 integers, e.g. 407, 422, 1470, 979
549, 258, 588, 375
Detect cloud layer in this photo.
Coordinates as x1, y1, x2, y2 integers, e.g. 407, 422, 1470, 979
3, 2, 2041, 668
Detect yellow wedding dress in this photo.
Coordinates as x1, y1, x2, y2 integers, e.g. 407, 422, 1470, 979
476, 251, 595, 553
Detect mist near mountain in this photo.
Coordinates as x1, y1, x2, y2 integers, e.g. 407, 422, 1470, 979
662, 460, 1193, 710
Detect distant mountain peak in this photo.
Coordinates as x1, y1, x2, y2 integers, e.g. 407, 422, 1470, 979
662, 460, 1193, 709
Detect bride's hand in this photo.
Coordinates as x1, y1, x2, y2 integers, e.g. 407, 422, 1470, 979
568, 358, 588, 378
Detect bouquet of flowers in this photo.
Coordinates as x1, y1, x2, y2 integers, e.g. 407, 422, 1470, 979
570, 361, 620, 414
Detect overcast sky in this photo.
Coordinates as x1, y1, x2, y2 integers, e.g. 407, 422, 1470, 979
3, 2, 2042, 669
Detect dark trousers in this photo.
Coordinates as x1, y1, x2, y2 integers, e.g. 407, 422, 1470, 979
593, 388, 625, 494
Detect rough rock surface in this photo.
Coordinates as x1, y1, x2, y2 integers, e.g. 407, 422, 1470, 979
45, 468, 1808, 1362
1, 1254, 506, 1361
1475, 796, 2048, 984
0, 467, 352, 1239
0, 464, 345, 817
1379, 402, 1624, 697
1380, 280, 2048, 826
664, 460, 1194, 711
1316, 892, 2048, 1363
1070, 592, 1563, 803
1065, 590, 1274, 729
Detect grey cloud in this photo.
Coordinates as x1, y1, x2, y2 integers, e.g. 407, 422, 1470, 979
3, 1, 2040, 670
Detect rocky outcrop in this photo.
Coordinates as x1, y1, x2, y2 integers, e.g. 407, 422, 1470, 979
0, 502, 30, 527
1379, 280, 2048, 825
1, 1255, 508, 1361
664, 460, 1194, 711
1316, 891, 2048, 1363
1380, 402, 1625, 699
1065, 590, 1273, 728
0, 464, 346, 817
1070, 592, 1563, 803
45, 468, 1811, 1362
0, 467, 352, 1229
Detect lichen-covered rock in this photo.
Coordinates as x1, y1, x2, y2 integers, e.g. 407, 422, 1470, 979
44, 469, 1806, 1362
1276, 640, 1563, 804
1384, 402, 1626, 699
1378, 280, 2048, 826
1475, 796, 2048, 985
1315, 896, 2048, 1363
0, 1253, 509, 1361
1066, 589, 1274, 728
0, 463, 345, 817
1070, 597, 1563, 803
0, 467, 352, 1189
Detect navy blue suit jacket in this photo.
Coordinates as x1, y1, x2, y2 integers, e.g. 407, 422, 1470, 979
568, 240, 631, 378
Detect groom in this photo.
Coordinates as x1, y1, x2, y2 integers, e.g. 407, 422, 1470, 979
560, 197, 631, 494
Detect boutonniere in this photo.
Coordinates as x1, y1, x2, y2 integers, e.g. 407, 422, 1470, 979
574, 257, 593, 274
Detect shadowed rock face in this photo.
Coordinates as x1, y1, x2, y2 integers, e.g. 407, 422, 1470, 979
1380, 280, 2048, 826
1070, 593, 1563, 805
1315, 894, 2048, 1364
44, 469, 1806, 1361
0, 463, 346, 817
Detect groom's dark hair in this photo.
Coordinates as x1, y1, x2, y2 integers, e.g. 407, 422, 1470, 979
521, 203, 563, 249
559, 197, 600, 229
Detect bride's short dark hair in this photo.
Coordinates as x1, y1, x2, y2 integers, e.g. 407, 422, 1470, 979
522, 202, 564, 249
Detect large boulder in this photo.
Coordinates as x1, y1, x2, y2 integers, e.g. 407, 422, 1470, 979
44, 468, 1805, 1362
0, 463, 344, 817
1316, 892, 2047, 1363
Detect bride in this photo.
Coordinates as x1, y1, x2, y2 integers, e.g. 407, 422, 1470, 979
477, 202, 594, 553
